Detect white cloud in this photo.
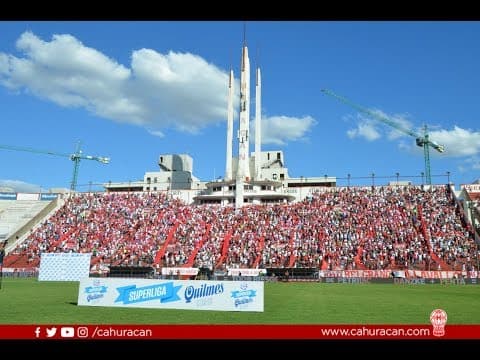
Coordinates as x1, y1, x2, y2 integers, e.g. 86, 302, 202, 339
458, 157, 480, 180
0, 31, 229, 133
147, 129, 165, 138
346, 110, 414, 142
385, 113, 414, 140
345, 106, 480, 173
0, 179, 41, 193
0, 31, 318, 146
257, 115, 316, 146
429, 126, 480, 157
130, 48, 229, 132
346, 118, 380, 141
346, 109, 480, 157
473, 159, 480, 170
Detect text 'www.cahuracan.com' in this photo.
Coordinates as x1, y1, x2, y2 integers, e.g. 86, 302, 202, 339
320, 326, 430, 338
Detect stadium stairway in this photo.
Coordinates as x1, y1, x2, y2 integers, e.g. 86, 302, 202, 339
215, 230, 232, 269
153, 221, 180, 266
4, 253, 38, 268
252, 236, 265, 268
90, 255, 102, 267
183, 223, 211, 268
354, 246, 367, 270
288, 231, 296, 267
321, 259, 329, 270
354, 227, 371, 269
430, 252, 451, 271
49, 229, 75, 251
3, 253, 20, 267
417, 204, 451, 270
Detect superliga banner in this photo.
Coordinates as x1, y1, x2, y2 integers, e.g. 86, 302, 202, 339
78, 278, 264, 312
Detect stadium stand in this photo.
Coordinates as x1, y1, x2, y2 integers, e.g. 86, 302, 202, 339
3, 185, 479, 274
0, 200, 52, 242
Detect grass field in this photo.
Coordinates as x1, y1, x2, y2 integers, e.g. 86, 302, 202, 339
0, 278, 479, 324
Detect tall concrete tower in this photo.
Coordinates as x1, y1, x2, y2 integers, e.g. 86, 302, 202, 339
225, 70, 234, 180
235, 44, 251, 208
255, 67, 262, 180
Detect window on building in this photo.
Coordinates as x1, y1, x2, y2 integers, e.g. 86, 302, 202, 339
277, 152, 281, 160
272, 174, 277, 180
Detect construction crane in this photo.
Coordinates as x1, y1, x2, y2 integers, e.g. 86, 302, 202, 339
0, 141, 110, 191
321, 88, 445, 185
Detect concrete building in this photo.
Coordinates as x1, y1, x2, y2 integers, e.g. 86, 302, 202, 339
104, 154, 205, 193
193, 41, 335, 206
104, 40, 336, 204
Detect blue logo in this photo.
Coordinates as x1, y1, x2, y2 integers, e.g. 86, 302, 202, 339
115, 282, 181, 304
184, 283, 224, 303
231, 283, 257, 307
84, 282, 108, 302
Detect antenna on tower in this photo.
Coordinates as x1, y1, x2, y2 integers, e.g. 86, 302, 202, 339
255, 47, 260, 86
243, 21, 247, 46
256, 46, 260, 67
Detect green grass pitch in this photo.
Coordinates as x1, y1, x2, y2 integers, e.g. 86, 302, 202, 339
0, 278, 479, 324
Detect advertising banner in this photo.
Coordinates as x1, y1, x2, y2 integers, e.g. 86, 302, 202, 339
161, 267, 198, 276
319, 270, 479, 279
227, 268, 267, 276
0, 192, 17, 200
16, 193, 39, 200
40, 193, 58, 201
78, 278, 264, 312
38, 252, 91, 281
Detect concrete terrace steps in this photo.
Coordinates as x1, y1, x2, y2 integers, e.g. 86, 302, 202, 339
0, 200, 51, 240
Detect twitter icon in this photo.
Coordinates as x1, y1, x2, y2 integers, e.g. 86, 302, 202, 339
46, 327, 57, 337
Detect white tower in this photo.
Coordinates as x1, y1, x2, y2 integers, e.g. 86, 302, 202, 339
237, 45, 251, 181
255, 67, 262, 180
235, 44, 251, 208
225, 70, 234, 180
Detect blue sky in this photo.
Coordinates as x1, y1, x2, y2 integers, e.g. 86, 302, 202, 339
0, 21, 479, 192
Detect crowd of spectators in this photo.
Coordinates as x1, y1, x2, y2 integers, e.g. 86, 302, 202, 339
5, 185, 478, 272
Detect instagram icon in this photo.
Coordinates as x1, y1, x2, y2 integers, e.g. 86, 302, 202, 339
77, 327, 89, 338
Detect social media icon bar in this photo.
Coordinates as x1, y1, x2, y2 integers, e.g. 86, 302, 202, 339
60, 327, 75, 338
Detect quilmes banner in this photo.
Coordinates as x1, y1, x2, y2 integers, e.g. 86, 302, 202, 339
78, 278, 264, 312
